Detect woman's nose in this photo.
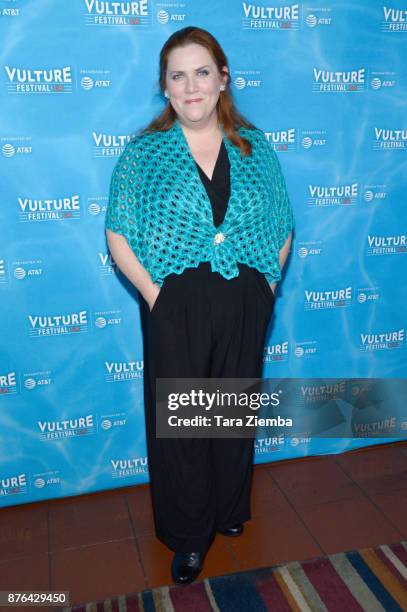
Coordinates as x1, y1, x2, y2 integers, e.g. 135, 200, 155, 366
184, 75, 198, 92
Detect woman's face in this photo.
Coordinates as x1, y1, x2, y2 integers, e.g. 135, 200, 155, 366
165, 43, 228, 128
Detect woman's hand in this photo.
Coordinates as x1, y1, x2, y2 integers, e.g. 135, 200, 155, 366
270, 282, 277, 295
145, 284, 161, 312
106, 229, 162, 308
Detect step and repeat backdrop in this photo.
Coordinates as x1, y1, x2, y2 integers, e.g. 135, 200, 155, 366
0, 1, 406, 507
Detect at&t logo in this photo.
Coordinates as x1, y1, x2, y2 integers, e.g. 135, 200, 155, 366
80, 69, 111, 90
301, 130, 327, 149
93, 309, 122, 328
363, 185, 387, 202
370, 71, 396, 90
357, 288, 380, 303
100, 412, 127, 430
305, 8, 332, 27
233, 71, 262, 90
156, 5, 186, 24
297, 243, 322, 258
88, 197, 107, 216
1, 137, 32, 157
294, 341, 317, 358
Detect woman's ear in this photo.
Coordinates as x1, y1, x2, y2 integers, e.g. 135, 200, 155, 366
221, 66, 230, 86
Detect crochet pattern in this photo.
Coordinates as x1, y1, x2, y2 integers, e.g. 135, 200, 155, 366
106, 119, 294, 287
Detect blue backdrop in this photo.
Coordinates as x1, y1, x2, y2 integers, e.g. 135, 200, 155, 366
1, 1, 406, 506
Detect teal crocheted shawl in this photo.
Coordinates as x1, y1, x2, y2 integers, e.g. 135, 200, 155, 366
105, 119, 294, 287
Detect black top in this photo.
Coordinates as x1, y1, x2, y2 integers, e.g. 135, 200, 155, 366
194, 140, 230, 228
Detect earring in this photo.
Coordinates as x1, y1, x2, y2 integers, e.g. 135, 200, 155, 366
220, 85, 226, 91
164, 90, 169, 98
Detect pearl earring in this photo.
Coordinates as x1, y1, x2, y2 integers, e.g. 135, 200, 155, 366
164, 90, 169, 98
220, 85, 226, 91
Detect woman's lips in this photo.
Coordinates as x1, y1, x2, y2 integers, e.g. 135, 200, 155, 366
185, 98, 203, 104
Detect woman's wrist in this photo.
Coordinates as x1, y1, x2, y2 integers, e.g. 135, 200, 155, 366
142, 283, 161, 307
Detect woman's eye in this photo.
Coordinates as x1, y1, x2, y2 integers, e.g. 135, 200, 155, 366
171, 69, 209, 80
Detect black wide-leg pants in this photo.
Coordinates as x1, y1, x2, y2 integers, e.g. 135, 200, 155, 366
139, 262, 275, 553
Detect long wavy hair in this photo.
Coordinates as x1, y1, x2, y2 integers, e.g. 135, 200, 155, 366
141, 26, 256, 156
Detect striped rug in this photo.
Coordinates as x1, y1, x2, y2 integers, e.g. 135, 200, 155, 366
61, 540, 407, 611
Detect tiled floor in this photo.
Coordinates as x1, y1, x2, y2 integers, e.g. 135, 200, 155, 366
0, 441, 406, 609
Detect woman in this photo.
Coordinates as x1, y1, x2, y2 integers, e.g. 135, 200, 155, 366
105, 26, 293, 585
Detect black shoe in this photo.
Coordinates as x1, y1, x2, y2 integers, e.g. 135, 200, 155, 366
171, 551, 205, 585
217, 523, 244, 537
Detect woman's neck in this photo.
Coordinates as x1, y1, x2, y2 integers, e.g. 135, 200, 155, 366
178, 115, 222, 144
